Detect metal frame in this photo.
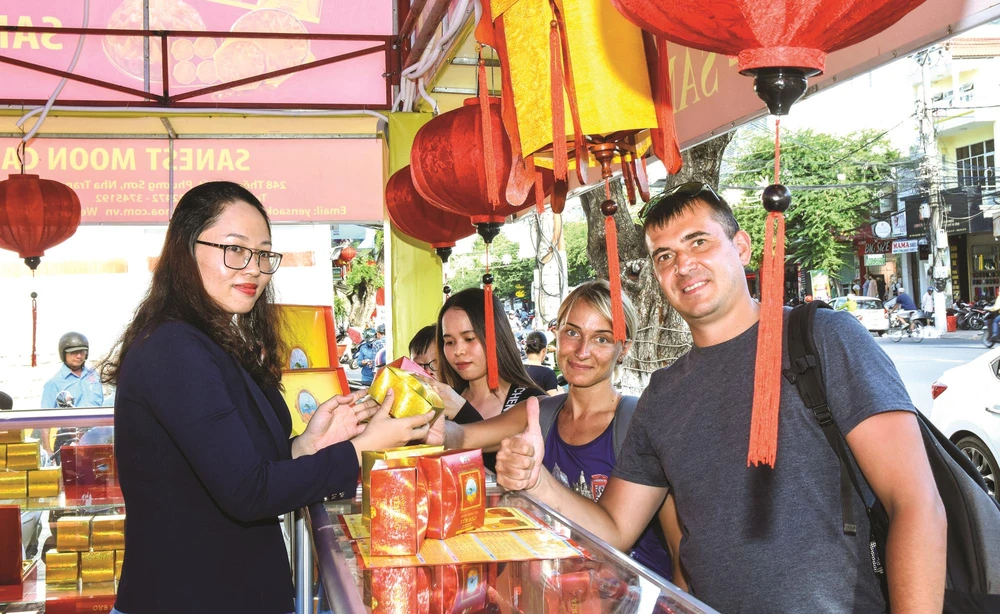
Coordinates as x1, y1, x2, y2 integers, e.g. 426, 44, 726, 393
0, 25, 397, 110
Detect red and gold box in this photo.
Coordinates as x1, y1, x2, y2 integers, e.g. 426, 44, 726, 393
27, 467, 61, 498
0, 431, 22, 444
0, 505, 21, 586
80, 550, 115, 583
44, 551, 79, 585
362, 445, 442, 526
418, 449, 486, 539
56, 516, 92, 552
365, 567, 431, 614
432, 564, 488, 613
369, 464, 428, 556
91, 515, 126, 551
61, 444, 119, 499
543, 570, 601, 614
6, 441, 40, 471
0, 444, 6, 469
115, 549, 124, 581
0, 471, 26, 499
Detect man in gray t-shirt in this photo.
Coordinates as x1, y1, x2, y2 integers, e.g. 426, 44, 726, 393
495, 183, 946, 612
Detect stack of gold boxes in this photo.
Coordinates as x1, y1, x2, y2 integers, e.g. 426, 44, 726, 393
46, 514, 125, 586
0, 430, 60, 499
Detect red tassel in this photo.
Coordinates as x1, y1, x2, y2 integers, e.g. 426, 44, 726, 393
31, 292, 37, 367
479, 57, 500, 209
483, 282, 500, 390
748, 211, 786, 467
549, 19, 568, 186
603, 182, 627, 345
644, 33, 682, 174
549, 1, 587, 186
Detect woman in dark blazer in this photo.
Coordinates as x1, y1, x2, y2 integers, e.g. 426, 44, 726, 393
102, 181, 433, 614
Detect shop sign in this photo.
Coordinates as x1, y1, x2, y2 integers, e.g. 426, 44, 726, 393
0, 0, 391, 107
892, 240, 918, 254
864, 254, 886, 266
863, 240, 892, 255
332, 266, 344, 281
1, 137, 385, 224
891, 211, 907, 238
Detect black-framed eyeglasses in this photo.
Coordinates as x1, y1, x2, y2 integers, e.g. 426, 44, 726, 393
415, 359, 438, 373
195, 240, 283, 274
638, 181, 723, 219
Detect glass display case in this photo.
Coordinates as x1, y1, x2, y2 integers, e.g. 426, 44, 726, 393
0, 406, 123, 614
307, 486, 719, 614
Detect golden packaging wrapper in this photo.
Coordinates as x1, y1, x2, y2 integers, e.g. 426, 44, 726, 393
56, 517, 92, 552
368, 366, 445, 420
45, 551, 79, 585
91, 515, 126, 551
27, 467, 61, 498
115, 549, 124, 581
369, 465, 428, 556
6, 441, 40, 471
0, 471, 27, 498
361, 445, 443, 526
0, 444, 6, 470
80, 550, 114, 583
0, 431, 23, 444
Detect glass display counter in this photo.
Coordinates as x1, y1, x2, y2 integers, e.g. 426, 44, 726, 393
0, 407, 122, 614
307, 486, 718, 614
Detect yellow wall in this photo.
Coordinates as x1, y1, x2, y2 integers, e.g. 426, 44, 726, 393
384, 113, 443, 361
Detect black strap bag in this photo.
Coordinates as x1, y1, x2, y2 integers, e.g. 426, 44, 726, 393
784, 300, 1000, 613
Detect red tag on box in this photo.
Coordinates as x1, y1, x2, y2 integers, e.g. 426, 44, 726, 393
369, 464, 429, 556
418, 449, 486, 539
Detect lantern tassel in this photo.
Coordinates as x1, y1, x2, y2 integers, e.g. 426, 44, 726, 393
549, 0, 588, 186
748, 212, 785, 467
31, 291, 37, 367
478, 56, 501, 209
602, 181, 627, 344
644, 33, 682, 174
531, 155, 546, 214
748, 119, 787, 468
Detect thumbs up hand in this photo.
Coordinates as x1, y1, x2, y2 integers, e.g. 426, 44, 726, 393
496, 396, 544, 493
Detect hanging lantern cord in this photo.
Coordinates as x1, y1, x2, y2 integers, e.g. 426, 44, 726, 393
748, 119, 790, 468
482, 242, 500, 390
30, 291, 38, 367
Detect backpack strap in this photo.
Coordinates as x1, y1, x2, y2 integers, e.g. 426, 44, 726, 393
537, 393, 568, 442
612, 395, 639, 459
783, 301, 868, 536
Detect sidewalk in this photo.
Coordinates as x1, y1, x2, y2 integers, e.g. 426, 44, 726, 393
939, 329, 986, 340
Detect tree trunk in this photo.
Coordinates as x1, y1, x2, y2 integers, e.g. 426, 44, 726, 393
582, 134, 734, 395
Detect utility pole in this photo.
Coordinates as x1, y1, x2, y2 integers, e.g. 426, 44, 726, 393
916, 48, 950, 334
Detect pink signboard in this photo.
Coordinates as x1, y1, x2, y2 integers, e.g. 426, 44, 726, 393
0, 0, 392, 107
0, 137, 385, 223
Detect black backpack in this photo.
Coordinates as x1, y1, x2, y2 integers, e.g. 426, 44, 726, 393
784, 300, 1000, 612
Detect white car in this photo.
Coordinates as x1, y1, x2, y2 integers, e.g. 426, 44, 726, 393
829, 295, 889, 335
927, 347, 1000, 498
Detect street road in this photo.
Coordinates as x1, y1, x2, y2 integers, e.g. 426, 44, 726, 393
877, 336, 990, 413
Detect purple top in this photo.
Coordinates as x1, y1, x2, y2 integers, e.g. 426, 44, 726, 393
543, 417, 673, 581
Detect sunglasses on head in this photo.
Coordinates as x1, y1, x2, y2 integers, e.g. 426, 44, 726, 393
638, 181, 723, 219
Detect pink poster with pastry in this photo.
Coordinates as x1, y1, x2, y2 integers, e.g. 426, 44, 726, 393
0, 0, 392, 106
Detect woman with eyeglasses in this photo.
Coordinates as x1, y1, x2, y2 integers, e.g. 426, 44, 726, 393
425, 281, 680, 583
101, 181, 434, 614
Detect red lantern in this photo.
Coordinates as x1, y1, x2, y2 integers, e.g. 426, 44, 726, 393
609, 0, 925, 114
410, 97, 552, 232
0, 174, 81, 270
339, 245, 357, 263
386, 166, 475, 263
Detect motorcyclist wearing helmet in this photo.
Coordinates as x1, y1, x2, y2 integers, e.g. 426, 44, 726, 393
41, 332, 104, 409
355, 328, 379, 385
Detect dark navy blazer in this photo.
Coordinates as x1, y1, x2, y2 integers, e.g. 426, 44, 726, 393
113, 321, 359, 614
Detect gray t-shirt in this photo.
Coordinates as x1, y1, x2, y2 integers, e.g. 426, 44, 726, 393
614, 308, 914, 613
